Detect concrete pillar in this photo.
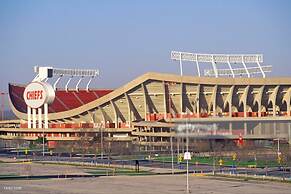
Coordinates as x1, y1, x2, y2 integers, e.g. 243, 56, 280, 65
288, 123, 291, 144
244, 103, 247, 118
229, 101, 232, 118
32, 108, 37, 129
273, 122, 277, 137
258, 122, 262, 135
27, 106, 31, 129
229, 122, 233, 135
244, 122, 247, 135
38, 108, 42, 129
44, 103, 49, 129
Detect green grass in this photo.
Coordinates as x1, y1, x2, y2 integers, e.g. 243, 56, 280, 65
154, 156, 280, 168
0, 174, 18, 177
85, 168, 154, 176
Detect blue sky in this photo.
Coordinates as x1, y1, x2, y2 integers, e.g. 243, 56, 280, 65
0, 0, 291, 97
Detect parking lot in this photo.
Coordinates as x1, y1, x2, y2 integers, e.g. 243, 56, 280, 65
1, 175, 291, 194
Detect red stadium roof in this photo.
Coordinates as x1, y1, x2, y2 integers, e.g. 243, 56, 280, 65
9, 83, 113, 113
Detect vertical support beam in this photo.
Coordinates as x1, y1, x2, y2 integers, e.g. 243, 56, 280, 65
256, 55, 265, 78
162, 81, 167, 118
27, 106, 31, 129
44, 103, 48, 129
244, 122, 247, 136
288, 123, 291, 144
110, 100, 118, 128
65, 76, 73, 92
273, 122, 277, 137
32, 108, 37, 129
53, 76, 62, 90
180, 82, 184, 114
141, 83, 148, 121
227, 56, 235, 78
241, 55, 250, 78
258, 122, 262, 135
99, 106, 106, 124
242, 86, 250, 118
38, 108, 42, 129
229, 86, 234, 118
257, 86, 265, 117
229, 122, 233, 134
75, 77, 84, 91
125, 93, 132, 127
270, 86, 280, 117
224, 86, 234, 118
195, 54, 201, 77
196, 84, 200, 118
211, 85, 218, 116
244, 102, 247, 118
287, 99, 291, 117
179, 52, 183, 76
211, 55, 218, 78
282, 88, 291, 117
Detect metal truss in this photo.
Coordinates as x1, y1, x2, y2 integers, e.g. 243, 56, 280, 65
33, 66, 99, 91
171, 51, 271, 78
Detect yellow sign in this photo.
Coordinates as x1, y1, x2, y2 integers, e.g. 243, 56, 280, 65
24, 149, 28, 155
178, 154, 183, 163
219, 159, 224, 166
232, 153, 237, 161
277, 156, 282, 164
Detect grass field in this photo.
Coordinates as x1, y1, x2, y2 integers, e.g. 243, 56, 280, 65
154, 155, 280, 168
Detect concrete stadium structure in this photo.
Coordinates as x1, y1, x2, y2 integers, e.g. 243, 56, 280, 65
1, 53, 291, 150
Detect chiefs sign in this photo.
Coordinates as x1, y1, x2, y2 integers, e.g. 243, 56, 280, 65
23, 82, 55, 108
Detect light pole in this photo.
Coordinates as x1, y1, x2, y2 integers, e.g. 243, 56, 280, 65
42, 129, 45, 156
170, 132, 174, 174
186, 125, 190, 194
100, 126, 103, 159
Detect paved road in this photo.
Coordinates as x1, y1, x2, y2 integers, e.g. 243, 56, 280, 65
1, 152, 290, 178
1, 175, 291, 194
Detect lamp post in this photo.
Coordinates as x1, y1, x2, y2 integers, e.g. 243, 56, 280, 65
170, 132, 174, 174
186, 125, 190, 193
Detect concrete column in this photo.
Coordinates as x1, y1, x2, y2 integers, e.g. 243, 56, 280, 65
258, 122, 262, 135
244, 122, 247, 135
244, 103, 247, 118
27, 106, 31, 129
229, 101, 232, 118
38, 108, 42, 129
196, 85, 200, 118
44, 103, 48, 129
258, 104, 262, 117
273, 122, 277, 137
229, 122, 233, 134
32, 108, 37, 129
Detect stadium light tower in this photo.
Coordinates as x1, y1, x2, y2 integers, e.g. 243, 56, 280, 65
171, 51, 272, 78
33, 66, 100, 91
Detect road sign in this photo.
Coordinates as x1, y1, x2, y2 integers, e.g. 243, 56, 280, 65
184, 152, 191, 160
219, 159, 224, 166
277, 152, 282, 164
178, 154, 183, 163
24, 149, 28, 155
232, 153, 237, 161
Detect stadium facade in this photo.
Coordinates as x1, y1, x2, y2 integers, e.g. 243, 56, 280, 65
1, 52, 291, 150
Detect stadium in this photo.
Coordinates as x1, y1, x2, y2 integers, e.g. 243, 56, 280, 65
1, 51, 291, 152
